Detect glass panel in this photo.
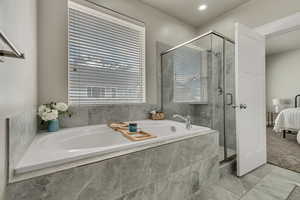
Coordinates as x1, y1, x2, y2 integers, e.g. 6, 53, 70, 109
161, 36, 212, 128
161, 33, 236, 163
224, 40, 236, 158
173, 45, 208, 104
210, 35, 226, 161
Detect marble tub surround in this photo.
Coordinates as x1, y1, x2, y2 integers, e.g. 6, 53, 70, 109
59, 104, 160, 129
15, 120, 211, 176
8, 109, 37, 183
5, 131, 219, 200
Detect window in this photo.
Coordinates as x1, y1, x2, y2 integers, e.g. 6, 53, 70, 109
68, 1, 146, 105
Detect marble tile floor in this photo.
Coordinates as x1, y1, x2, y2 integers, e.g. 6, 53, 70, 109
196, 164, 300, 200
287, 186, 300, 200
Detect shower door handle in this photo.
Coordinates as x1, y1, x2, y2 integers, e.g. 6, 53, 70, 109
232, 104, 247, 109
239, 104, 247, 109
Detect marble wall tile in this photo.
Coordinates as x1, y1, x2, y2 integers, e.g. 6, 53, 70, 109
9, 109, 37, 181
153, 163, 207, 200
147, 143, 178, 183
6, 132, 219, 200
59, 106, 89, 128
189, 156, 219, 192
6, 165, 96, 200
76, 159, 122, 200
60, 104, 160, 129
169, 141, 195, 173
200, 156, 220, 185
120, 151, 151, 193
164, 167, 192, 200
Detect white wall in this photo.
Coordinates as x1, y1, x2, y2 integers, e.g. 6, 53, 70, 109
38, 0, 69, 104
197, 0, 300, 39
38, 0, 196, 105
0, 2, 4, 198
0, 0, 37, 199
266, 49, 300, 111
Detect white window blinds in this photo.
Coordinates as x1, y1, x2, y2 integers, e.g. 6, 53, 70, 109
68, 2, 146, 105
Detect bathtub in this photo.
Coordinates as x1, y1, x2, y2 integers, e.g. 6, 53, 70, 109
15, 120, 211, 175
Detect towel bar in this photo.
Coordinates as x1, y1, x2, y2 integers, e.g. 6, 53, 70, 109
0, 31, 25, 60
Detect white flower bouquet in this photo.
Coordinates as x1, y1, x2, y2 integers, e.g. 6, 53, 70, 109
38, 102, 71, 132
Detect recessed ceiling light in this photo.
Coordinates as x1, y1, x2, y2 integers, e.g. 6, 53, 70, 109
198, 4, 207, 11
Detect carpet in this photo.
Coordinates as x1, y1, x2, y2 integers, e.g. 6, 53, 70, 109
267, 128, 300, 173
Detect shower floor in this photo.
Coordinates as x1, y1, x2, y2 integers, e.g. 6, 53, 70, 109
219, 146, 236, 161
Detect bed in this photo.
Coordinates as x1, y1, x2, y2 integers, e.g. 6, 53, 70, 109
273, 94, 300, 139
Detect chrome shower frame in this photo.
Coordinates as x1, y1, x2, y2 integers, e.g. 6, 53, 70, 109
160, 30, 236, 163
161, 30, 234, 56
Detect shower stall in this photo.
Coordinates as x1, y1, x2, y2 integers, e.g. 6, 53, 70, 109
161, 31, 236, 162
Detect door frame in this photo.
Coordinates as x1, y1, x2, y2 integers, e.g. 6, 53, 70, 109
253, 12, 300, 169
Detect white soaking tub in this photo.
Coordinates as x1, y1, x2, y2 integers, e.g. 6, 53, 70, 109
15, 120, 211, 175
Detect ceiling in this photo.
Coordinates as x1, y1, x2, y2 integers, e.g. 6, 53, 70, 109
139, 0, 251, 27
266, 29, 300, 55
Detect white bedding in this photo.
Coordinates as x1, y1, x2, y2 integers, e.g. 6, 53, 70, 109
273, 108, 300, 132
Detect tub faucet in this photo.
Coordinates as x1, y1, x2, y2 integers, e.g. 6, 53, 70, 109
173, 114, 192, 130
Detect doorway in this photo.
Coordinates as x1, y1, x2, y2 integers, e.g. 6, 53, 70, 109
265, 28, 300, 173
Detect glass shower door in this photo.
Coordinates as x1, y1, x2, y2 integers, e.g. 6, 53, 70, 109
161, 36, 213, 127
210, 34, 226, 161
161, 32, 236, 163
224, 40, 236, 159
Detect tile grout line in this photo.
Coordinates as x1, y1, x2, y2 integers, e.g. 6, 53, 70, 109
239, 164, 300, 200
237, 174, 268, 200
285, 185, 297, 200
236, 165, 278, 200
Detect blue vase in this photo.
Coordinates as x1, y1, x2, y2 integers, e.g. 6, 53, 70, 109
48, 119, 59, 132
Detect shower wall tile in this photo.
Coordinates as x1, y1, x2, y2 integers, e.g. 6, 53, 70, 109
5, 131, 219, 200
